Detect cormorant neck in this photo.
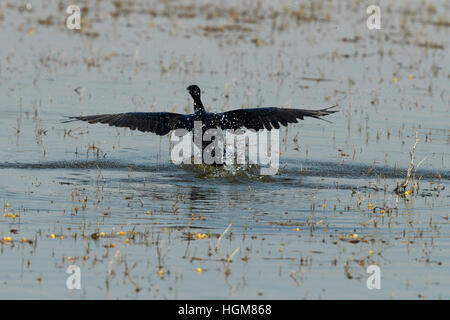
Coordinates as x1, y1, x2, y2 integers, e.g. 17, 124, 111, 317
193, 97, 204, 112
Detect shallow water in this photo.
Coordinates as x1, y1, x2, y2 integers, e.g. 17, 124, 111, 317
0, 0, 449, 299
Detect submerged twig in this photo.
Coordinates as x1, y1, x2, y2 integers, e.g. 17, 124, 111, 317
215, 223, 232, 252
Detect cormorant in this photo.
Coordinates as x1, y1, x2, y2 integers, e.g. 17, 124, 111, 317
65, 85, 338, 158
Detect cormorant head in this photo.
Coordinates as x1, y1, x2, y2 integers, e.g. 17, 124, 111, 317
187, 85, 201, 100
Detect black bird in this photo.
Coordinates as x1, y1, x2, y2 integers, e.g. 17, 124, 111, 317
65, 85, 337, 155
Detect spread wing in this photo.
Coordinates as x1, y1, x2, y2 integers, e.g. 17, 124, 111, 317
63, 112, 194, 136
212, 106, 338, 131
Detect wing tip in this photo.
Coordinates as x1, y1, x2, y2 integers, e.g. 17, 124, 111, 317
320, 104, 339, 113
61, 116, 81, 123
312, 104, 339, 123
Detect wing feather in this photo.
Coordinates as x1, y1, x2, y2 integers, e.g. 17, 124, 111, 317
63, 112, 193, 136
213, 106, 337, 131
